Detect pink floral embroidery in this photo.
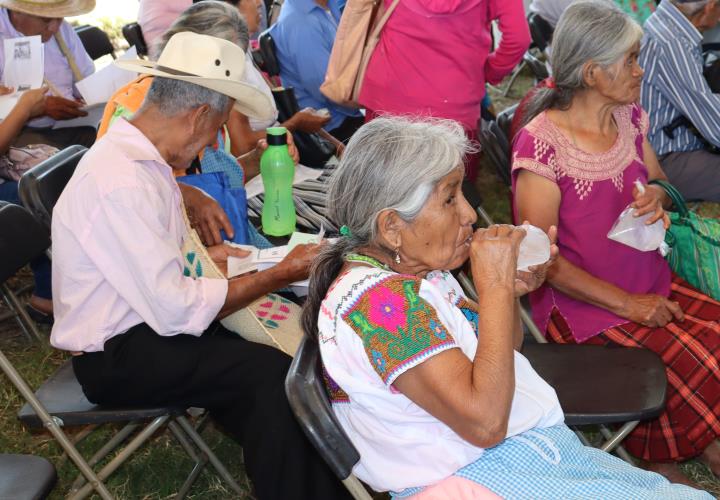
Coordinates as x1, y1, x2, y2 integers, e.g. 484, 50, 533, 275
367, 285, 408, 333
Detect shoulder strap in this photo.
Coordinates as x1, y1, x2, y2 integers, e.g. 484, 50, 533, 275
369, 0, 400, 40
54, 31, 84, 83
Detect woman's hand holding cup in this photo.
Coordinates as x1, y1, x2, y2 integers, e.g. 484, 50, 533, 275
469, 224, 526, 296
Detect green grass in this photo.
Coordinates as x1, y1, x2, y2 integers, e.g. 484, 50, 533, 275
1, 69, 719, 498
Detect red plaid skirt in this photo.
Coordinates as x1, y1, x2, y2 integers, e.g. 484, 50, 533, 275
547, 275, 720, 462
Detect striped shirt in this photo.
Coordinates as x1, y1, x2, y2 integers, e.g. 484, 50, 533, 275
639, 0, 720, 155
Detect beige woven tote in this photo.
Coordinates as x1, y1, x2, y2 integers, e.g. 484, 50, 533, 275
179, 205, 303, 356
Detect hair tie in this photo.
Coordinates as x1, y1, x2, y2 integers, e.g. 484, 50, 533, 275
339, 225, 352, 237
546, 77, 557, 89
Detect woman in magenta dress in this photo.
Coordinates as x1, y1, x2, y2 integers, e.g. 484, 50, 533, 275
512, 2, 720, 487
359, 0, 531, 180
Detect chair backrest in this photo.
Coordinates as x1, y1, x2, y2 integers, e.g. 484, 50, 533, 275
258, 31, 281, 77
285, 336, 361, 481
479, 118, 511, 186
18, 145, 87, 232
523, 51, 549, 81
0, 202, 50, 284
122, 22, 148, 58
527, 13, 554, 53
496, 104, 517, 142
74, 25, 115, 61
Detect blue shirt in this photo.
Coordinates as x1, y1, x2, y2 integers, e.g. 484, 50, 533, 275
268, 0, 361, 131
639, 0, 720, 155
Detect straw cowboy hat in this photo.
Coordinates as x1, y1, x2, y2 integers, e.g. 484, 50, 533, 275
0, 0, 95, 18
115, 32, 275, 121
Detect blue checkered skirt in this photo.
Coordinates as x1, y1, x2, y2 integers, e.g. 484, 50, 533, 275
395, 425, 712, 499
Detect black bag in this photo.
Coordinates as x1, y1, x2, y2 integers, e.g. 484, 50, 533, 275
272, 87, 336, 168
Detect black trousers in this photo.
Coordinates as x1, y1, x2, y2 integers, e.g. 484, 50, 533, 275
73, 323, 351, 500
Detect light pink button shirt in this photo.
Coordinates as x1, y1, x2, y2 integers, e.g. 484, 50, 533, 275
50, 118, 228, 353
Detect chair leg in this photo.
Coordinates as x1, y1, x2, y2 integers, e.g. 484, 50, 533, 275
503, 60, 527, 97
342, 475, 373, 500
476, 206, 495, 227
69, 415, 170, 500
0, 349, 114, 499
176, 415, 245, 496
69, 422, 140, 492
600, 422, 638, 464
168, 419, 208, 500
1, 283, 44, 343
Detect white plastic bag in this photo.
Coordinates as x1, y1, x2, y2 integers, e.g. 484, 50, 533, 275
607, 181, 668, 255
517, 224, 551, 271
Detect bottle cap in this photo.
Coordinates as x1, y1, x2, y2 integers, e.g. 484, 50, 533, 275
267, 126, 288, 146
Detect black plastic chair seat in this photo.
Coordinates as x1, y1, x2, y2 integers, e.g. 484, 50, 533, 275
0, 454, 56, 500
18, 361, 184, 428
522, 343, 667, 426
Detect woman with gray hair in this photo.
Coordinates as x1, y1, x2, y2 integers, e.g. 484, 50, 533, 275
303, 115, 709, 498
513, 0, 720, 485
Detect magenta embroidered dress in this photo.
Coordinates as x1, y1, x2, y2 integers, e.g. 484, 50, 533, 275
511, 103, 671, 343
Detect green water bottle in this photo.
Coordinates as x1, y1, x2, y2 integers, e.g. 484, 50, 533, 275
261, 127, 296, 236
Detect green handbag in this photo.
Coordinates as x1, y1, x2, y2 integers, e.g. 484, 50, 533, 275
650, 179, 720, 301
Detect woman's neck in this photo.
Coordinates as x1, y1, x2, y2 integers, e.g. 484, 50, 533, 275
352, 245, 431, 279
564, 91, 618, 137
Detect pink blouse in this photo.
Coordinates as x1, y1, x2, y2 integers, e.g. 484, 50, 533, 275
511, 104, 672, 343
359, 0, 531, 130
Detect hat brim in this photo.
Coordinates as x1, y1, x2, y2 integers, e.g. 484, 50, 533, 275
114, 59, 276, 122
0, 0, 95, 18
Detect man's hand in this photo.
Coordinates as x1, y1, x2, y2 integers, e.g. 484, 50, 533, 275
289, 107, 331, 133
255, 130, 300, 164
275, 243, 322, 283
207, 243, 251, 276
45, 96, 87, 120
179, 183, 235, 246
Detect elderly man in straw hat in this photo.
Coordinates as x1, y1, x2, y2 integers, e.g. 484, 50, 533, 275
50, 32, 350, 499
0, 0, 97, 148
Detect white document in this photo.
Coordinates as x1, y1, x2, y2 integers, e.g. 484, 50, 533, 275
52, 102, 105, 129
3, 35, 43, 91
244, 163, 324, 199
75, 46, 138, 106
225, 228, 327, 280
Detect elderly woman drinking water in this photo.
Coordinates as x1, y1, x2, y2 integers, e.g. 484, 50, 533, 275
512, 0, 720, 486
302, 115, 710, 498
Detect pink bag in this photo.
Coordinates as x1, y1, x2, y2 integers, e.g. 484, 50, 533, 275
0, 144, 59, 182
320, 0, 400, 108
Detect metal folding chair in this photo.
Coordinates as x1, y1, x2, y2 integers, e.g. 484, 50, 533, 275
286, 337, 373, 500
0, 202, 49, 343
